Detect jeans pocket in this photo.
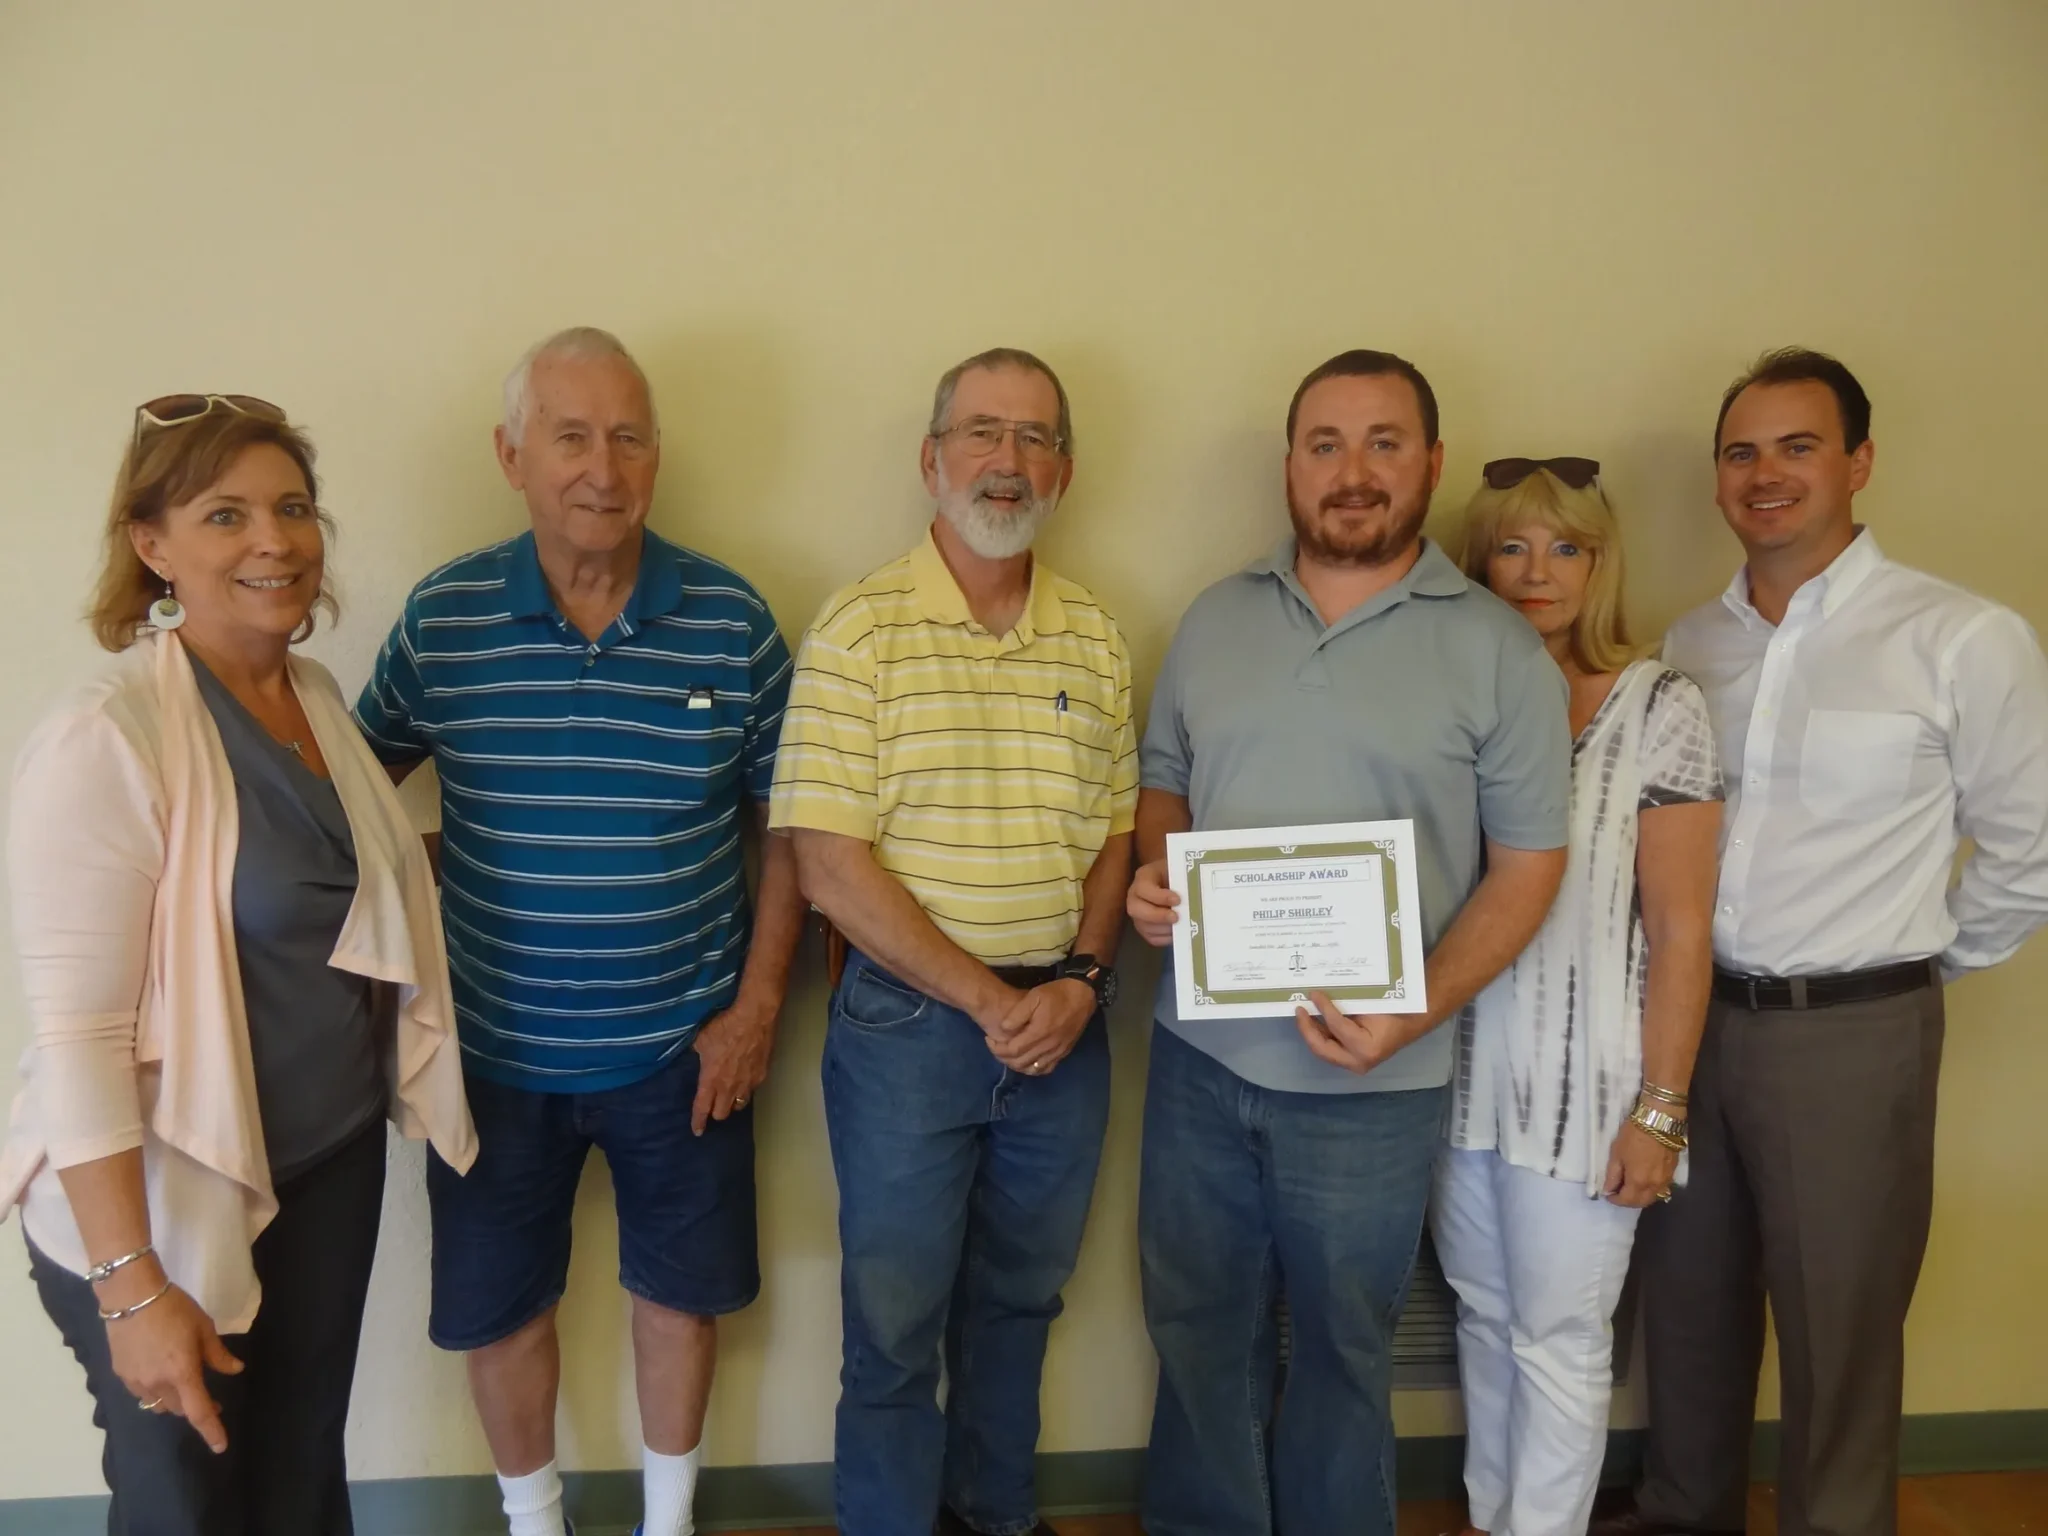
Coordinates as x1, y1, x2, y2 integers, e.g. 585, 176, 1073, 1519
836, 965, 931, 1031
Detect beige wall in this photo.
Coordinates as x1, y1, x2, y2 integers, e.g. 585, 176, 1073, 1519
3, 0, 2045, 1501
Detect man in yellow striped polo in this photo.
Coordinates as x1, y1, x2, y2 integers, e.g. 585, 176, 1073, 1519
771, 347, 1136, 1536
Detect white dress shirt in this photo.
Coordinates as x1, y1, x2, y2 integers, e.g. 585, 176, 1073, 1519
1664, 530, 2048, 977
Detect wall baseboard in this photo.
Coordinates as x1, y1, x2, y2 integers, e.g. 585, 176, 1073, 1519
6, 1411, 2042, 1534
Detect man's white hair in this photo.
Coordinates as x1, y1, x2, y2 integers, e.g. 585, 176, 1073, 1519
500, 326, 659, 443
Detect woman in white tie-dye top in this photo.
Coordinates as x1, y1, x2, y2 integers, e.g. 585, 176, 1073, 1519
1432, 459, 1722, 1536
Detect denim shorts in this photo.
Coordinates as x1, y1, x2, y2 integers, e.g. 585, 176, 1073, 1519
425, 1046, 759, 1351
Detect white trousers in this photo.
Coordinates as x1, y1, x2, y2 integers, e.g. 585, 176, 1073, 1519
1430, 1147, 1641, 1536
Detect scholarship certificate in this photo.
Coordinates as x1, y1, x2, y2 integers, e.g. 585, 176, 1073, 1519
1166, 821, 1428, 1019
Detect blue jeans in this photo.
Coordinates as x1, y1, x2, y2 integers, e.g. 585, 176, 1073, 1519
1139, 1025, 1448, 1536
824, 951, 1113, 1536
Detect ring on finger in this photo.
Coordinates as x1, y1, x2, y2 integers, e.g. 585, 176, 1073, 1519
139, 1396, 166, 1412
1655, 1188, 1673, 1203
732, 1096, 749, 1110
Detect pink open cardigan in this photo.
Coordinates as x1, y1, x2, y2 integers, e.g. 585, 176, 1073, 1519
0, 632, 475, 1332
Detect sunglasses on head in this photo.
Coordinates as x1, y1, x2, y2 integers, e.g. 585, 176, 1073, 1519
1481, 456, 1601, 491
133, 393, 287, 449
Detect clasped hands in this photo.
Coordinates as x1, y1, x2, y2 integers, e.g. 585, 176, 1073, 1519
1128, 857, 1430, 1076
974, 976, 1096, 1076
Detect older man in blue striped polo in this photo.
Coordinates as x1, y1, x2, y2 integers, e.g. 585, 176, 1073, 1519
355, 327, 804, 1536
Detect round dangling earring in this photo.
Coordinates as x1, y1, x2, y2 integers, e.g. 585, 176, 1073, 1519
147, 578, 185, 632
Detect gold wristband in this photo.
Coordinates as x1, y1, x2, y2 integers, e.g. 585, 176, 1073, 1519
1638, 1080, 1690, 1109
1628, 1103, 1689, 1151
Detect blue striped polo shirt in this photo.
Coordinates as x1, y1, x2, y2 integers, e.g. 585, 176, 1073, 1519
353, 528, 793, 1092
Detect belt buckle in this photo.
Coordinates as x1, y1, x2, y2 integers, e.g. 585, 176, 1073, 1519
1746, 974, 1762, 1011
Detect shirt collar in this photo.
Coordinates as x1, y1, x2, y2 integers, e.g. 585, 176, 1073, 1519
1720, 526, 1885, 628
504, 531, 552, 619
1815, 527, 1884, 615
908, 526, 1069, 640
1248, 534, 1470, 604
504, 528, 686, 634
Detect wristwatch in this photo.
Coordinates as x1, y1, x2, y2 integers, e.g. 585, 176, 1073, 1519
1056, 952, 1119, 1010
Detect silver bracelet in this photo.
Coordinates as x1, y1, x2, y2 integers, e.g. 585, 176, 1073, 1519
98, 1280, 173, 1324
85, 1244, 156, 1286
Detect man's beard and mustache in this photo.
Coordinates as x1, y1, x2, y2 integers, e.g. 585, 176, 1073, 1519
1288, 479, 1432, 568
936, 465, 1060, 559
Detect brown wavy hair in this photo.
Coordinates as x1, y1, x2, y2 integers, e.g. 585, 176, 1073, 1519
88, 409, 336, 652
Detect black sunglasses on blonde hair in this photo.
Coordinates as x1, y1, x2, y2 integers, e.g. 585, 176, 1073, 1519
1481, 456, 1601, 491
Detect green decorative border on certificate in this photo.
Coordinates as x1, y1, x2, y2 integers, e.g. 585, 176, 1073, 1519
1182, 839, 1408, 1008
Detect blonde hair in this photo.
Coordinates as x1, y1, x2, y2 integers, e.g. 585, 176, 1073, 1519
1454, 468, 1636, 674
89, 410, 335, 652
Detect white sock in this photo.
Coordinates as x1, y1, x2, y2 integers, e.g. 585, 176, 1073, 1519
641, 1442, 702, 1536
497, 1461, 568, 1536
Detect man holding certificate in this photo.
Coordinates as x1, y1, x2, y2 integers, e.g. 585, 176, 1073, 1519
1127, 349, 1572, 1536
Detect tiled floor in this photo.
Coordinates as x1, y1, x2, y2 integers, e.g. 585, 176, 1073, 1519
749, 1473, 2048, 1536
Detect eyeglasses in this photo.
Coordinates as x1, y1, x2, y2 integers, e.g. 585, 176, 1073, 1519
133, 393, 287, 450
1481, 456, 1601, 491
933, 416, 1067, 464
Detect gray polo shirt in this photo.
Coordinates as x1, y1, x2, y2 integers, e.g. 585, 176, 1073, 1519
1141, 536, 1570, 1094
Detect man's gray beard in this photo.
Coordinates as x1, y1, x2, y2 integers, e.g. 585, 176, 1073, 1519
936, 469, 1059, 559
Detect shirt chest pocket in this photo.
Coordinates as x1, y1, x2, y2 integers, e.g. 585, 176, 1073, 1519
653, 686, 745, 807
1041, 699, 1118, 829
1798, 709, 1922, 821
1051, 699, 1117, 779
1054, 703, 1113, 748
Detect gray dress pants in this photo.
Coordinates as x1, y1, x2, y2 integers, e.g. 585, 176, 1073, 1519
1633, 981, 1944, 1536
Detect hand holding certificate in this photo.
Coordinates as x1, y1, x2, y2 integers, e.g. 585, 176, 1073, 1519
1164, 820, 1428, 1020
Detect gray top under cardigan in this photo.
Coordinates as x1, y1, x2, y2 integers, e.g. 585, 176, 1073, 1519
192, 658, 384, 1180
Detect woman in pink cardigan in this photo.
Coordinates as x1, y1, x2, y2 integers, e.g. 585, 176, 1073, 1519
0, 397, 475, 1535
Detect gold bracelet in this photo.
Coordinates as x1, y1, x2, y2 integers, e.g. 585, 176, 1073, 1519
1638, 1081, 1690, 1109
1628, 1103, 1689, 1151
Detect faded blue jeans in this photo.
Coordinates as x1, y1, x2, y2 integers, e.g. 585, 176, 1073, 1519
1140, 1024, 1448, 1536
824, 950, 1112, 1536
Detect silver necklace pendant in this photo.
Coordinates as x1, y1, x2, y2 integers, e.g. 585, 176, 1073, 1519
284, 740, 305, 758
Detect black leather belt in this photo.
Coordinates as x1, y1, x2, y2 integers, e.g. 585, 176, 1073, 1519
991, 964, 1060, 989
1712, 958, 1938, 1012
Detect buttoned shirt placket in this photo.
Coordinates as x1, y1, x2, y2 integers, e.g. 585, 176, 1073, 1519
1713, 578, 1824, 967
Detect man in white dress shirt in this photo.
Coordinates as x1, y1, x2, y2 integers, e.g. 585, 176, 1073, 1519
1596, 348, 2048, 1536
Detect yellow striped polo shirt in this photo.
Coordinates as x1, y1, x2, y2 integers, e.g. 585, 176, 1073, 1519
770, 529, 1139, 965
